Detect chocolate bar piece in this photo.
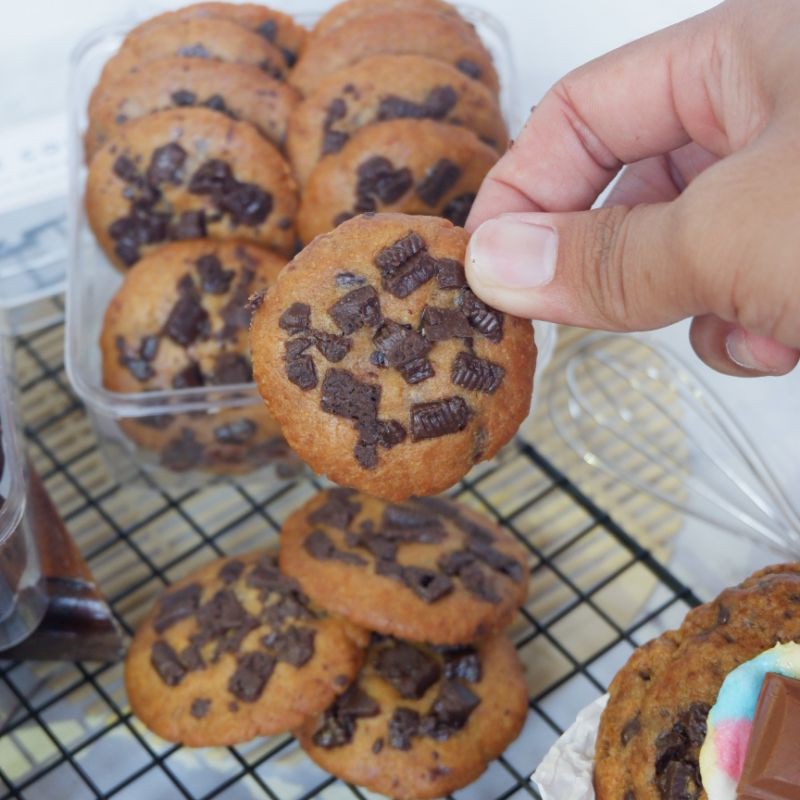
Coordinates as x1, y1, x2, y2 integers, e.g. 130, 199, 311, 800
737, 672, 800, 799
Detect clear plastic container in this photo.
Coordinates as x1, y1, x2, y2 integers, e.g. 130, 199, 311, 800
64, 8, 553, 489
0, 341, 47, 649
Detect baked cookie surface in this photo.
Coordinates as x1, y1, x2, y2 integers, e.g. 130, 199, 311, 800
86, 57, 298, 161
279, 489, 529, 643
297, 119, 498, 242
101, 240, 288, 474
249, 213, 537, 500
85, 108, 298, 269
296, 632, 528, 800
126, 549, 368, 746
290, 9, 499, 96
594, 564, 800, 800
287, 54, 507, 185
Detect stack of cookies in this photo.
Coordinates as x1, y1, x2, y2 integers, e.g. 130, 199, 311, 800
287, 0, 507, 243
126, 489, 531, 798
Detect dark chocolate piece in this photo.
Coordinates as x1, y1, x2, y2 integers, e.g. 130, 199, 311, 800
410, 397, 471, 441
227, 651, 276, 702
163, 277, 210, 346
458, 288, 504, 342
451, 352, 505, 394
279, 302, 311, 333
375, 232, 426, 275
373, 641, 441, 699
322, 97, 349, 155
308, 488, 362, 530
214, 418, 257, 445
416, 159, 461, 207
376, 85, 457, 122
439, 646, 482, 683
421, 680, 480, 738
419, 306, 472, 341
190, 698, 211, 719
286, 352, 318, 390
172, 360, 204, 389
179, 43, 211, 58
355, 156, 413, 209
457, 562, 501, 603
151, 640, 186, 686
441, 192, 475, 227
456, 59, 482, 79
162, 429, 205, 471
468, 540, 525, 582
210, 353, 252, 385
195, 253, 234, 294
304, 530, 368, 566
382, 504, 446, 543
389, 707, 421, 750
653, 703, 709, 800
170, 209, 207, 240
397, 566, 454, 603
218, 560, 245, 584
313, 685, 381, 749
192, 588, 259, 662
335, 271, 367, 288
188, 159, 234, 195
313, 331, 352, 362
320, 369, 380, 427
262, 625, 316, 667
171, 89, 197, 106
436, 258, 467, 289
147, 142, 186, 185
153, 583, 202, 634
328, 286, 382, 334
218, 182, 272, 226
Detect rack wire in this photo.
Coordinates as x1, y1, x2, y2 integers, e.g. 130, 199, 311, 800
0, 319, 700, 800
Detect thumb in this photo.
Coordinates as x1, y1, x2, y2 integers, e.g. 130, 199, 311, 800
465, 203, 701, 331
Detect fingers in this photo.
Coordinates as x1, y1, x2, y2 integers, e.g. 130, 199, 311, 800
689, 315, 800, 377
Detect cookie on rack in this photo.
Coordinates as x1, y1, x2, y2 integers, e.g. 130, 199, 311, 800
594, 563, 800, 800
128, 2, 307, 68
297, 119, 498, 242
249, 213, 537, 499
287, 54, 507, 185
290, 9, 500, 96
99, 18, 286, 86
126, 549, 369, 746
296, 632, 528, 799
86, 108, 298, 269
101, 239, 290, 474
85, 58, 299, 161
279, 489, 529, 644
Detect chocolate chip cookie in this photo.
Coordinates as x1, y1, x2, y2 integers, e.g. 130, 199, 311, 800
594, 564, 800, 800
249, 213, 537, 499
296, 632, 528, 799
99, 18, 286, 86
287, 54, 507, 185
85, 108, 298, 269
129, 2, 307, 68
126, 549, 369, 746
290, 9, 500, 97
279, 489, 529, 644
86, 57, 299, 161
297, 119, 498, 243
101, 240, 291, 474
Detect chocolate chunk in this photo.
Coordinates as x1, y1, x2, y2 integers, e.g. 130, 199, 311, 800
399, 357, 435, 384
375, 232, 426, 275
416, 159, 461, 206
350, 531, 398, 561
441, 192, 475, 227
314, 685, 380, 749
389, 708, 421, 750
372, 738, 384, 754
153, 583, 202, 633
262, 595, 313, 627
436, 259, 467, 289
654, 703, 710, 799
329, 286, 382, 334
308, 489, 362, 530
377, 85, 457, 121
385, 252, 438, 298
374, 642, 441, 699
456, 59, 482, 79
423, 85, 459, 117
256, 19, 277, 40
113, 155, 141, 184
335, 272, 367, 288
284, 334, 313, 358
219, 182, 272, 226
120, 355, 154, 382
658, 762, 700, 800
247, 553, 304, 600
458, 289, 504, 342
219, 560, 245, 584
262, 625, 316, 667
162, 429, 205, 471
452, 352, 505, 394
717, 604, 730, 625
179, 43, 211, 58
214, 418, 257, 444
382, 504, 446, 543
147, 142, 186, 185
193, 588, 259, 662
179, 644, 205, 672
621, 716, 641, 746
210, 353, 252, 385
439, 646, 481, 683
468, 541, 524, 582
228, 651, 276, 702
170, 209, 206, 240
354, 441, 378, 468
163, 280, 210, 346
304, 530, 368, 566
399, 566, 454, 603
203, 94, 230, 114
322, 129, 349, 155
109, 206, 170, 267
313, 331, 352, 362
190, 698, 211, 719
195, 253, 234, 294
420, 306, 472, 341
172, 360, 204, 389
171, 89, 196, 106
356, 156, 413, 207
378, 420, 407, 449
320, 369, 380, 426
188, 159, 234, 194
410, 396, 471, 441
423, 680, 480, 737
286, 353, 317, 390
372, 321, 431, 368
279, 302, 311, 333
151, 641, 186, 686
437, 549, 477, 577
458, 562, 501, 603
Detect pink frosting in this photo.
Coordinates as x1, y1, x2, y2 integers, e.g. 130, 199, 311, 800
714, 719, 752, 779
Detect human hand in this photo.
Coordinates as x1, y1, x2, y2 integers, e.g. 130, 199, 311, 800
465, 0, 800, 376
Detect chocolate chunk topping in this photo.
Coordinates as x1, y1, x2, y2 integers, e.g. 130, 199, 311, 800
349, 531, 398, 561
151, 641, 186, 686
214, 418, 257, 445
375, 232, 425, 273
452, 352, 505, 394
179, 43, 211, 58
372, 738, 384, 754
322, 128, 350, 155
654, 703, 709, 800
621, 715, 641, 746
262, 625, 316, 667
420, 306, 472, 341
355, 156, 413, 209
441, 192, 475, 227
314, 685, 380, 749
436, 259, 467, 289
113, 155, 140, 184
304, 530, 368, 566
389, 708, 421, 750
335, 272, 367, 288
147, 143, 186, 185
286, 354, 318, 390
410, 396, 471, 441
204, 94, 231, 115
153, 583, 202, 634
378, 419, 407, 448
374, 642, 441, 699
116, 334, 160, 382
192, 588, 259, 662
354, 441, 378, 468
329, 286, 382, 334
256, 19, 277, 40
172, 360, 204, 389
377, 85, 458, 121
437, 549, 477, 577
210, 353, 252, 385
309, 489, 362, 529
279, 302, 311, 333
439, 646, 481, 683
321, 97, 349, 155
320, 369, 380, 426
109, 203, 170, 267
372, 321, 431, 368
313, 331, 352, 362
468, 540, 524, 582
423, 680, 480, 737
228, 651, 276, 702
457, 562, 501, 603
382, 504, 446, 543
190, 698, 211, 719
170, 209, 207, 240
398, 566, 454, 603
188, 159, 233, 195
163, 277, 210, 346
219, 182, 272, 226
195, 254, 234, 294
416, 159, 461, 206
179, 643, 205, 672
458, 288, 504, 342
456, 59, 482, 79
219, 560, 245, 584
373, 232, 438, 298
171, 89, 196, 106
162, 429, 205, 471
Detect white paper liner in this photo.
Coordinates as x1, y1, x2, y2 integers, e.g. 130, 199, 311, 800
532, 695, 608, 800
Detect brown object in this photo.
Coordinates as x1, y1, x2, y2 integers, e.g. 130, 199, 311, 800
737, 673, 800, 799
1, 468, 123, 661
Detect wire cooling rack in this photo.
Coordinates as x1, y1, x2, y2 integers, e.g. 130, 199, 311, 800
0, 319, 701, 800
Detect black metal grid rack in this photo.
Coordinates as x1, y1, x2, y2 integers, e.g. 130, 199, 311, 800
0, 319, 700, 800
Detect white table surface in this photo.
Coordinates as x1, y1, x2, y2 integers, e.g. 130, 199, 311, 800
2, 0, 797, 598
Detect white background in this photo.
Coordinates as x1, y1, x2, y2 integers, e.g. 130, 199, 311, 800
1, 0, 797, 596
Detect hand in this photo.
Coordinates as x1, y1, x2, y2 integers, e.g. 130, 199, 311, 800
465, 0, 800, 377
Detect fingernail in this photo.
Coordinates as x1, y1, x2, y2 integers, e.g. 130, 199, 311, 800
469, 217, 558, 289
725, 329, 770, 371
